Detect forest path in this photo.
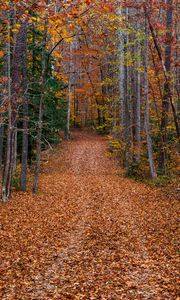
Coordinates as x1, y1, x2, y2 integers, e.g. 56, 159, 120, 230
0, 130, 179, 300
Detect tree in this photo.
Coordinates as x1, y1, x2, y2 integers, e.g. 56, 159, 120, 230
159, 0, 173, 174
144, 7, 157, 179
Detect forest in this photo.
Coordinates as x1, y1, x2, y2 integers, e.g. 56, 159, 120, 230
0, 0, 179, 299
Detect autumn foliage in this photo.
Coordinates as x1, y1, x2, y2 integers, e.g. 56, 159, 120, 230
0, 1, 179, 298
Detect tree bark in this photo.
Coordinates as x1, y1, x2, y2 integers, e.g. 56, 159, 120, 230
33, 23, 47, 194
144, 11, 157, 179
0, 125, 4, 169
124, 8, 131, 171
65, 44, 72, 139
136, 7, 141, 161
20, 28, 29, 191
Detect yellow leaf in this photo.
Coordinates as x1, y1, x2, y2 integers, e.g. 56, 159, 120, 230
54, 52, 62, 59
12, 29, 19, 33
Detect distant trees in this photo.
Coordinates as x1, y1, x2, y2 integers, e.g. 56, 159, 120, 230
63, 0, 179, 179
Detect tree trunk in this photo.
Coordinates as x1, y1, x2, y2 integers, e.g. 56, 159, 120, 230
118, 19, 125, 129
65, 44, 72, 139
144, 12, 157, 179
0, 46, 6, 170
113, 77, 117, 129
136, 8, 141, 161
85, 97, 89, 127
159, 0, 173, 174
0, 125, 4, 169
124, 8, 131, 171
33, 23, 47, 194
20, 32, 29, 191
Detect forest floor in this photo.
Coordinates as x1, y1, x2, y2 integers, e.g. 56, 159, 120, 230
0, 130, 179, 300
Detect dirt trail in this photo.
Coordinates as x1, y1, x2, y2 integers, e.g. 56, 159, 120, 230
0, 131, 179, 300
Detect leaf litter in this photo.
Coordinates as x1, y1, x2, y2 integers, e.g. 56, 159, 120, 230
0, 130, 179, 299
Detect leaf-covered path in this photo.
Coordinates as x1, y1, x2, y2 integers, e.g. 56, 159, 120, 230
0, 131, 179, 299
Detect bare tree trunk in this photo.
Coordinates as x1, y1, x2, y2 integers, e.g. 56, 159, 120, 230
13, 130, 17, 172
136, 8, 141, 161
73, 45, 77, 128
124, 8, 131, 171
20, 98, 29, 191
85, 97, 89, 127
159, 0, 174, 174
113, 78, 117, 129
33, 24, 47, 194
65, 44, 72, 139
0, 125, 4, 169
117, 5, 125, 130
0, 45, 6, 170
20, 29, 28, 191
119, 35, 125, 129
2, 15, 12, 202
32, 93, 43, 194
144, 12, 157, 179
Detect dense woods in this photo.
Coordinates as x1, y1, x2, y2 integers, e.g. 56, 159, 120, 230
0, 0, 179, 199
